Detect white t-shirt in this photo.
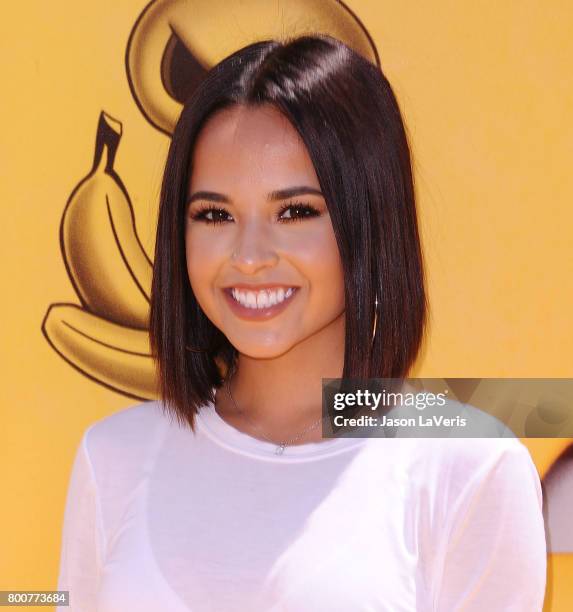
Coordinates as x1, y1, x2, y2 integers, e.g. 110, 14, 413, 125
56, 395, 547, 611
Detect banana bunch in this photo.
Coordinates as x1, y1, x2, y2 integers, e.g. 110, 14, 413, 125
42, 111, 158, 400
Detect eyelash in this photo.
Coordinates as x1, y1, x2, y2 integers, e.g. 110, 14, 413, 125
188, 201, 322, 225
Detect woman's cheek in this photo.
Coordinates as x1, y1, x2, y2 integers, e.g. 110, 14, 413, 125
295, 227, 343, 274
186, 239, 215, 301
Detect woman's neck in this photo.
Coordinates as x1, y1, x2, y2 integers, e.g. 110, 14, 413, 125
214, 315, 345, 443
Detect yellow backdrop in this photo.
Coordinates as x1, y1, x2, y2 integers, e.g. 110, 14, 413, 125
1, 0, 571, 609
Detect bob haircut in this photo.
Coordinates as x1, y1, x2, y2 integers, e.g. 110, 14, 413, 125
149, 33, 427, 432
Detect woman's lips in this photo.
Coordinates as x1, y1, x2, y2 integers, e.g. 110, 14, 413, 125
222, 288, 299, 320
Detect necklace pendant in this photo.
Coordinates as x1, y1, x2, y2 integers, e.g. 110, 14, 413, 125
275, 444, 286, 455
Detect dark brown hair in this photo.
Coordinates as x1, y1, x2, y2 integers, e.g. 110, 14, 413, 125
149, 33, 427, 432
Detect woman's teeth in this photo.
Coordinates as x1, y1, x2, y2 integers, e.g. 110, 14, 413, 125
231, 287, 296, 309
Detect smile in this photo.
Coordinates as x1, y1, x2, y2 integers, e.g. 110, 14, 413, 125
222, 287, 299, 321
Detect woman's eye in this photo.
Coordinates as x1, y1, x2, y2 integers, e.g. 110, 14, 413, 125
189, 201, 321, 225
278, 202, 322, 223
189, 206, 232, 225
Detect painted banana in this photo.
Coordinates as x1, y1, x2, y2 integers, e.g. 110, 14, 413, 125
125, 0, 379, 135
60, 111, 152, 329
42, 303, 158, 400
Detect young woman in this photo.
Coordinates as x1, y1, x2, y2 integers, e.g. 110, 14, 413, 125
57, 34, 547, 611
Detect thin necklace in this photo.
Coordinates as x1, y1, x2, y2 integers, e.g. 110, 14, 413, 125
224, 369, 326, 455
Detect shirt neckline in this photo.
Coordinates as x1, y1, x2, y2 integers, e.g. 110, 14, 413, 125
195, 395, 367, 462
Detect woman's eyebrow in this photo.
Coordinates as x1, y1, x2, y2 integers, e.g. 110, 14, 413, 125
187, 191, 227, 205
267, 186, 323, 201
186, 186, 323, 205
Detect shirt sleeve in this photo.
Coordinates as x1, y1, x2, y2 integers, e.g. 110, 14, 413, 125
434, 440, 547, 612
56, 426, 106, 611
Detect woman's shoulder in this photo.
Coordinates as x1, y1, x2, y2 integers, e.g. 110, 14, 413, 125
90, 398, 168, 428
83, 399, 168, 447
402, 429, 540, 515
429, 399, 533, 478
422, 434, 535, 484
78, 399, 178, 482
387, 397, 530, 475
365, 396, 537, 498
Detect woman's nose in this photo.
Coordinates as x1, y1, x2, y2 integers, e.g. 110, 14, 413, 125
230, 221, 279, 273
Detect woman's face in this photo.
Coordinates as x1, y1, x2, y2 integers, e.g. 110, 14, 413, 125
185, 103, 345, 358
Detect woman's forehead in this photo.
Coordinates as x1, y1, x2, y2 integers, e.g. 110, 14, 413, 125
190, 105, 320, 189
197, 104, 301, 148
